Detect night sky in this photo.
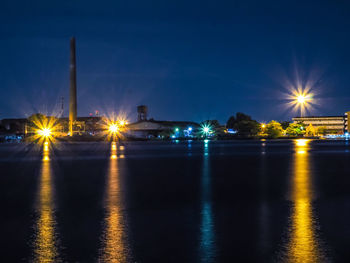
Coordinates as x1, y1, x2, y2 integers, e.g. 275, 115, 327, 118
1, 0, 350, 123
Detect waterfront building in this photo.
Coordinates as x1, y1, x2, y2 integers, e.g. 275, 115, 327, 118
127, 120, 199, 139
292, 111, 350, 134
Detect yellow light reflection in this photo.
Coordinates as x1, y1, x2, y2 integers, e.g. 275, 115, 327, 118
34, 142, 59, 262
100, 142, 127, 262
286, 139, 326, 262
296, 139, 309, 147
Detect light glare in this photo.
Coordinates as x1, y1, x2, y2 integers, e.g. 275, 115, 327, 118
297, 95, 305, 104
37, 128, 52, 137
109, 124, 119, 133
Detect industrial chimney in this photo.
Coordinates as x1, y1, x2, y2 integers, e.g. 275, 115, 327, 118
69, 37, 77, 136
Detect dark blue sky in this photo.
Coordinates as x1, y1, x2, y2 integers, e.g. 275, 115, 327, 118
1, 0, 350, 123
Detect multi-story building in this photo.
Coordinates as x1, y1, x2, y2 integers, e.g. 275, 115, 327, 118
292, 111, 350, 134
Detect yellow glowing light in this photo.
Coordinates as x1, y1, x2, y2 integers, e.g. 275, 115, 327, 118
261, 123, 266, 128
102, 114, 128, 142
296, 139, 309, 147
34, 143, 59, 261
111, 142, 117, 159
100, 142, 127, 262
284, 85, 315, 117
109, 124, 119, 133
284, 136, 326, 262
28, 114, 59, 146
297, 95, 306, 104
294, 92, 312, 106
37, 128, 52, 137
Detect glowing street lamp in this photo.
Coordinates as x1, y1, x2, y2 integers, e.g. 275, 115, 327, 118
37, 128, 52, 137
109, 123, 119, 134
203, 126, 210, 134
293, 91, 312, 117
285, 85, 315, 118
297, 95, 306, 104
201, 123, 212, 137
102, 114, 128, 142
28, 114, 59, 146
118, 119, 128, 127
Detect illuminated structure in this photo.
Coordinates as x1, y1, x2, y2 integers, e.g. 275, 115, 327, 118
69, 37, 78, 136
0, 37, 106, 138
127, 120, 199, 139
126, 106, 199, 139
292, 111, 350, 134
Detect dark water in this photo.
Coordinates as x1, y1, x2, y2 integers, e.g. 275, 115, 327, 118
1, 139, 350, 262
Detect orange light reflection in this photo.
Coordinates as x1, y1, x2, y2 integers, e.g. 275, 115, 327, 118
100, 141, 128, 262
33, 142, 59, 261
286, 139, 326, 262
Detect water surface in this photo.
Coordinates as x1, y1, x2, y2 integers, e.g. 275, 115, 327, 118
1, 140, 350, 262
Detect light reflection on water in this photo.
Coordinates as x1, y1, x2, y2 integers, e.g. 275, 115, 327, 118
33, 142, 60, 262
199, 140, 216, 262
99, 141, 128, 262
284, 139, 327, 262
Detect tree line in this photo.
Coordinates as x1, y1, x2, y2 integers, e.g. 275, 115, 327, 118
219, 112, 328, 138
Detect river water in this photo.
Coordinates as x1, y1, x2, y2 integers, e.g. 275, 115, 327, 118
1, 139, 350, 262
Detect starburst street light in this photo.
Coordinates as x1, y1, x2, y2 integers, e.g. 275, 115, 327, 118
37, 128, 52, 137
108, 123, 119, 134
200, 123, 213, 138
294, 91, 312, 117
102, 114, 129, 142
297, 95, 306, 104
28, 114, 59, 145
285, 87, 314, 117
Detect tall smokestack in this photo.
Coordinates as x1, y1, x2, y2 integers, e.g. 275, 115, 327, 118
69, 37, 77, 136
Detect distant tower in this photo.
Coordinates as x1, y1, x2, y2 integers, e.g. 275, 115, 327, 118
137, 105, 148, 121
69, 37, 77, 135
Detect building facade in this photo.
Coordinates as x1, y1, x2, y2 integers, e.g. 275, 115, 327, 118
292, 111, 350, 134
126, 120, 199, 139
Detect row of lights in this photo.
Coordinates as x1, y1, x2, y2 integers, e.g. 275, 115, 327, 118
34, 118, 129, 143
36, 122, 214, 141
172, 124, 213, 139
